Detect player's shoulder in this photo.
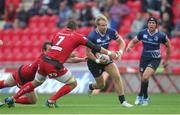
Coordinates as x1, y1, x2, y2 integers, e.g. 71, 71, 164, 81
158, 30, 166, 37
140, 28, 147, 33
88, 29, 96, 36
107, 28, 116, 33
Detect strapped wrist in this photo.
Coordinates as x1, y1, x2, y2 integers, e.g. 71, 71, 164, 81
118, 50, 123, 55
107, 51, 112, 56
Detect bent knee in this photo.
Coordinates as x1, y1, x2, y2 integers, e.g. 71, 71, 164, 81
67, 77, 77, 89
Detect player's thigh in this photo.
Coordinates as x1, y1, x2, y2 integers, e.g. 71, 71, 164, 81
4, 74, 16, 87
55, 70, 76, 84
87, 60, 104, 78
104, 63, 120, 79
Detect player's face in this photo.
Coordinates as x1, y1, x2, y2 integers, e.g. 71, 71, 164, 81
97, 20, 107, 33
148, 21, 156, 32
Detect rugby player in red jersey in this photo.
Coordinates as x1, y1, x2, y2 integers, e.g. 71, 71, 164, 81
5, 20, 118, 108
0, 42, 52, 106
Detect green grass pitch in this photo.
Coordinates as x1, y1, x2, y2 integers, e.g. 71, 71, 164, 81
0, 93, 180, 114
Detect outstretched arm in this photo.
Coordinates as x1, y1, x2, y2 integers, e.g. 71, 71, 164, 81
126, 37, 139, 52
162, 36, 171, 68
85, 40, 117, 59
115, 34, 126, 59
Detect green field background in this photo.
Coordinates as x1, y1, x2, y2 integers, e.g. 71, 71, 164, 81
0, 93, 179, 114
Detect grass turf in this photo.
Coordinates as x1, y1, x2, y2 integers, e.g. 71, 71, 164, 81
0, 93, 179, 114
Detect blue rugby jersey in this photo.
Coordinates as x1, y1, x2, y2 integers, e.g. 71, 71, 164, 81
87, 28, 118, 54
136, 28, 167, 58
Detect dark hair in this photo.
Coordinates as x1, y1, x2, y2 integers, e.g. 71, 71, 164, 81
147, 16, 158, 25
67, 20, 77, 30
42, 41, 52, 51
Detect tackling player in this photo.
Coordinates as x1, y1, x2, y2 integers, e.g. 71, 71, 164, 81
126, 16, 171, 106
5, 20, 118, 108
86, 14, 133, 107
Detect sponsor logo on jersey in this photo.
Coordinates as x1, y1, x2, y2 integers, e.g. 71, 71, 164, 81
143, 34, 148, 39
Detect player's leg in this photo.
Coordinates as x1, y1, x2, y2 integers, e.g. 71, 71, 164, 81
46, 70, 77, 108
135, 57, 149, 105
134, 72, 144, 105
141, 58, 161, 106
92, 72, 109, 94
0, 74, 16, 88
15, 91, 38, 104
104, 63, 133, 107
140, 67, 154, 106
5, 72, 45, 107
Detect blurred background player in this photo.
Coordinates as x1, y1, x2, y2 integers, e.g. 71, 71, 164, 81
5, 20, 118, 108
86, 14, 133, 107
126, 16, 171, 106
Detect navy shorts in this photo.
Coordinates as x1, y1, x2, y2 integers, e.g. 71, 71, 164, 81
87, 59, 113, 78
139, 56, 161, 73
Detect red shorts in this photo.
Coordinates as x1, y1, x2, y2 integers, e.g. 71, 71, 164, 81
38, 57, 68, 79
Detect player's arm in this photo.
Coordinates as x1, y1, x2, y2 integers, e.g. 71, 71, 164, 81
66, 57, 87, 63
115, 34, 126, 59
126, 36, 140, 52
162, 36, 171, 68
85, 41, 117, 60
86, 47, 99, 63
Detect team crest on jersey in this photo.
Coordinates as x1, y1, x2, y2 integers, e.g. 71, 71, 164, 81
143, 34, 148, 39
106, 35, 110, 40
97, 38, 102, 43
154, 36, 158, 41
148, 64, 153, 68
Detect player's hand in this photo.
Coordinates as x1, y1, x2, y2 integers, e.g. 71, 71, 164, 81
162, 60, 169, 69
109, 51, 118, 60
126, 47, 131, 52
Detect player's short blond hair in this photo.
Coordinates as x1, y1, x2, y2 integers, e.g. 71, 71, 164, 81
95, 14, 108, 26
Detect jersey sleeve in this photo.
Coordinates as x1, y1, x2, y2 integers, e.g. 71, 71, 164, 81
109, 28, 118, 40
77, 34, 88, 45
136, 31, 143, 41
160, 32, 168, 44
87, 31, 94, 42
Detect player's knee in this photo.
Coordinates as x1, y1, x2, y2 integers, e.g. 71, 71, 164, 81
142, 73, 149, 81
67, 77, 77, 89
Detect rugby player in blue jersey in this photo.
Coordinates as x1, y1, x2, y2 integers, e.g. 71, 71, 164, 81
86, 14, 133, 107
126, 16, 171, 106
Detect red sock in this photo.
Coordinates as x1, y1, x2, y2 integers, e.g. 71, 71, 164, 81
0, 80, 5, 88
15, 96, 31, 104
13, 82, 34, 100
49, 84, 71, 101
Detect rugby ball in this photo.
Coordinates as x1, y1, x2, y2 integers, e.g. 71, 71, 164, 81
97, 54, 110, 64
